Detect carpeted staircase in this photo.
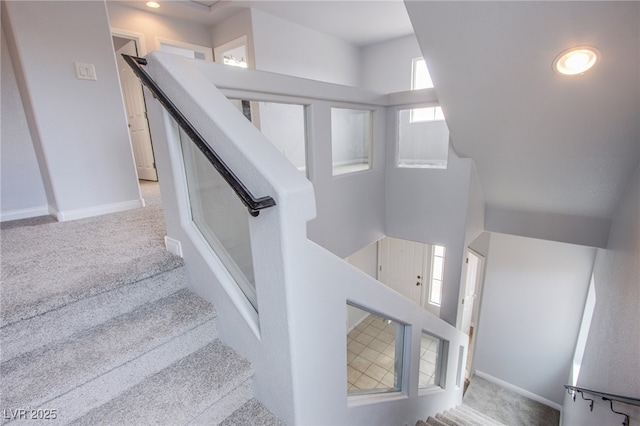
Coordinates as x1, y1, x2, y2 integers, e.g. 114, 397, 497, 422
417, 404, 506, 426
0, 183, 283, 425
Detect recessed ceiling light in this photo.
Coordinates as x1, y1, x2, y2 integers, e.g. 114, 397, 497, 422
553, 46, 600, 76
146, 1, 160, 8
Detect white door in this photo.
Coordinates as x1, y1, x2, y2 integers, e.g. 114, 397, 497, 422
115, 40, 157, 181
378, 237, 426, 305
460, 251, 481, 335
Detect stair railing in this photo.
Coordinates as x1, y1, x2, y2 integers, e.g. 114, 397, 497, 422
122, 54, 276, 217
565, 384, 640, 426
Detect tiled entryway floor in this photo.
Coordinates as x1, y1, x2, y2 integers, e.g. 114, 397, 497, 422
347, 314, 440, 393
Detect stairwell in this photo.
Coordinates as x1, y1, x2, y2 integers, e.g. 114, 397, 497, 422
0, 183, 283, 425
418, 404, 506, 426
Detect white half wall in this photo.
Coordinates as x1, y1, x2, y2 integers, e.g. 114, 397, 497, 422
1, 26, 48, 221
473, 232, 596, 405
3, 1, 140, 220
561, 164, 640, 425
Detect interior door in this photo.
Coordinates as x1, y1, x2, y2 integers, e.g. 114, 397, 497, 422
379, 237, 425, 305
460, 250, 480, 335
115, 39, 157, 181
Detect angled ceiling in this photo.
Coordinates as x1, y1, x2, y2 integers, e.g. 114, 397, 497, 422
406, 1, 640, 221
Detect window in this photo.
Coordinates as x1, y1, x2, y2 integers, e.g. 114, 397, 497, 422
214, 36, 248, 68
398, 108, 449, 169
429, 245, 445, 306
331, 108, 372, 176
419, 331, 446, 388
346, 304, 405, 395
230, 99, 308, 175
410, 106, 445, 123
412, 57, 434, 90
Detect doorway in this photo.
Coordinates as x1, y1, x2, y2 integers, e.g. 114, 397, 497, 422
460, 249, 485, 379
377, 237, 445, 317
112, 34, 157, 182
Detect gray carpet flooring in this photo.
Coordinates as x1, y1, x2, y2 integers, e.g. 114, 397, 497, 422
463, 375, 560, 426
0, 182, 182, 326
0, 181, 283, 425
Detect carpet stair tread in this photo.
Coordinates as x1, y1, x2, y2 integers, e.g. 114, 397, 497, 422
443, 408, 483, 426
217, 398, 285, 426
458, 405, 505, 425
435, 412, 460, 426
425, 416, 449, 426
73, 340, 254, 426
1, 265, 187, 362
1, 287, 216, 411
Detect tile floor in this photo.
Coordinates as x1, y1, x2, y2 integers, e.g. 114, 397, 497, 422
346, 313, 440, 394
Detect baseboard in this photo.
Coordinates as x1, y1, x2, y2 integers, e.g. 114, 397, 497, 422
1, 205, 50, 222
473, 370, 563, 411
56, 199, 143, 222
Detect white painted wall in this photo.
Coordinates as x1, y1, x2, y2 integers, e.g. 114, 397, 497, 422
250, 9, 361, 87
561, 165, 640, 425
361, 35, 422, 93
346, 241, 379, 330
106, 2, 213, 56
3, 1, 140, 220
306, 103, 387, 258
1, 27, 48, 221
385, 144, 474, 326
473, 233, 596, 406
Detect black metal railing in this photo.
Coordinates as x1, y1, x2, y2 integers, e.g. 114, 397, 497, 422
122, 54, 276, 217
565, 384, 640, 426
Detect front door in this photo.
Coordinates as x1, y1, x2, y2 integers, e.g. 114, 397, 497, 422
115, 39, 157, 181
378, 237, 426, 306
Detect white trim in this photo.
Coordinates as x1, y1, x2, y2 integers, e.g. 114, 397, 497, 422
164, 236, 183, 257
1, 205, 50, 222
155, 37, 213, 61
110, 28, 147, 55
474, 370, 563, 411
56, 199, 143, 222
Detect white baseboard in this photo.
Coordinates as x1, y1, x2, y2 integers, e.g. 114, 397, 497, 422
474, 370, 563, 411
165, 236, 183, 257
56, 199, 143, 222
1, 205, 51, 222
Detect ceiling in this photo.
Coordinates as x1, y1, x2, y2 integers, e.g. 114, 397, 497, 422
407, 1, 640, 220
117, 0, 414, 46
120, 0, 639, 223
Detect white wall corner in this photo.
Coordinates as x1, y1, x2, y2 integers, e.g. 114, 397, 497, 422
164, 235, 183, 257
474, 370, 563, 412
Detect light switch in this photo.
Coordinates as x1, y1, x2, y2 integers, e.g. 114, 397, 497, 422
75, 62, 97, 81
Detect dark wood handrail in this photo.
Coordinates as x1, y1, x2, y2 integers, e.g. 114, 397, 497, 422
122, 54, 276, 217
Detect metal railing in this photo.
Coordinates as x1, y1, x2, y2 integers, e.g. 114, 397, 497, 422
565, 384, 640, 426
122, 54, 276, 217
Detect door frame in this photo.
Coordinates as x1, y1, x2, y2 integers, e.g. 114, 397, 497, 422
111, 28, 158, 183
458, 247, 485, 378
